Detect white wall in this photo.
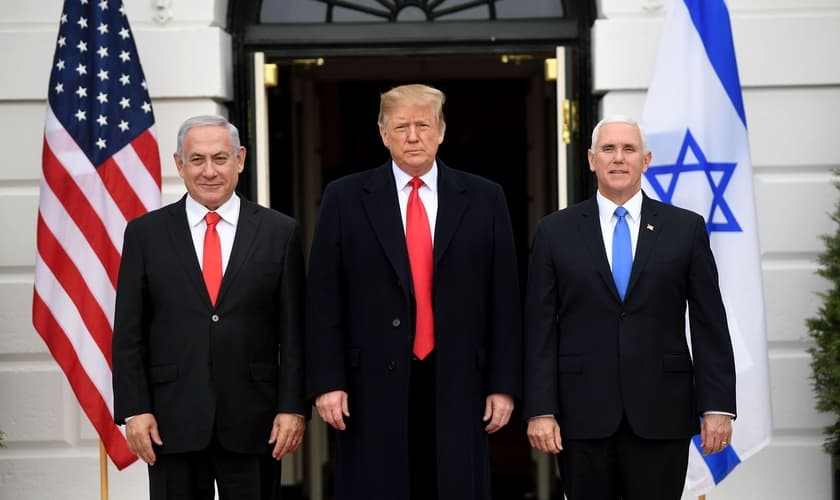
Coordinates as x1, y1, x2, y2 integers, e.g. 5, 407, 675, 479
0, 1, 230, 498
595, 0, 840, 499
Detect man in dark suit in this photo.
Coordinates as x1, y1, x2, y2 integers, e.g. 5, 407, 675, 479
524, 116, 736, 500
112, 115, 306, 500
305, 84, 522, 500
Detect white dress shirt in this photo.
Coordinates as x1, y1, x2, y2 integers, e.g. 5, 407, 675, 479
185, 193, 240, 274
392, 162, 438, 242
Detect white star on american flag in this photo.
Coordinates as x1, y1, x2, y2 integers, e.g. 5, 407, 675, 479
77, 17, 88, 29
142, 102, 152, 113
119, 73, 130, 85
97, 69, 108, 81
96, 114, 107, 126
75, 86, 87, 98
97, 46, 108, 58
54, 82, 64, 94
118, 27, 130, 40
75, 109, 86, 121
119, 50, 130, 62
58, 36, 66, 47
77, 40, 88, 52
96, 92, 108, 103
75, 63, 87, 76
119, 97, 130, 109
118, 120, 129, 132
56, 59, 65, 70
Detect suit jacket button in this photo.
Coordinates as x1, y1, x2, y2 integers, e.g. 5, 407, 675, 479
388, 361, 396, 371
211, 314, 220, 322
620, 312, 627, 319
392, 318, 401, 327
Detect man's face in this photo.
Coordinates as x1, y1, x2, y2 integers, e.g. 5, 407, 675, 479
588, 122, 651, 205
379, 103, 445, 177
174, 125, 245, 210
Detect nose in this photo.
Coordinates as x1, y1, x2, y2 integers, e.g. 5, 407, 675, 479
407, 125, 419, 141
200, 160, 217, 177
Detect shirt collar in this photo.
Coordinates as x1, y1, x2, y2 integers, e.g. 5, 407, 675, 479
596, 189, 643, 223
185, 193, 241, 227
392, 161, 438, 194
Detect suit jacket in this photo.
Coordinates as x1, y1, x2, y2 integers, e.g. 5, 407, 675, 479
523, 192, 735, 440
112, 194, 306, 455
305, 161, 522, 500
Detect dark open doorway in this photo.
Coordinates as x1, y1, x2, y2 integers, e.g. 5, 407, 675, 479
266, 53, 558, 281
264, 53, 560, 499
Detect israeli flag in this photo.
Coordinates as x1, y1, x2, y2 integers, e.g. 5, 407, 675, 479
640, 0, 773, 495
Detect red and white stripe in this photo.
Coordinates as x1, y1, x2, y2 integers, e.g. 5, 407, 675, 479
33, 105, 161, 470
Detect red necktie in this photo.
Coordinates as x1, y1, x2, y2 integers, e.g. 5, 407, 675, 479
203, 212, 223, 306
406, 177, 434, 359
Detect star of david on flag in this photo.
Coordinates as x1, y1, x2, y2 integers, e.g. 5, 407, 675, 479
640, 0, 772, 495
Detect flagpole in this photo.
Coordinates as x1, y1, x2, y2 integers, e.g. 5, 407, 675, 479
699, 495, 706, 500
100, 440, 109, 500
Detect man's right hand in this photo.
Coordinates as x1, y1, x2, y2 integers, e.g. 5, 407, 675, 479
315, 390, 350, 430
125, 413, 163, 465
527, 416, 563, 454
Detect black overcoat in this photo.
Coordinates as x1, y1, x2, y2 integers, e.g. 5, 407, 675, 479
305, 161, 522, 500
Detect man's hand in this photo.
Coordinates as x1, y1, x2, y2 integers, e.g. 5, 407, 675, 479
125, 413, 163, 465
527, 416, 562, 454
315, 390, 350, 430
268, 413, 306, 460
483, 393, 514, 434
700, 413, 733, 455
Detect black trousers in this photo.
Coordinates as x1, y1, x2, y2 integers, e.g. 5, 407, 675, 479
148, 434, 282, 500
409, 352, 438, 500
558, 415, 691, 500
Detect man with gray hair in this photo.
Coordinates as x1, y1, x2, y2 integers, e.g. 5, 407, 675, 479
113, 115, 306, 499
524, 116, 736, 500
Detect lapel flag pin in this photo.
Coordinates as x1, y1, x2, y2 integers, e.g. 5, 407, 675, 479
646, 224, 655, 231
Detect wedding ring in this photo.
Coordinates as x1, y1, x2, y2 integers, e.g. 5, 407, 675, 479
721, 440, 728, 445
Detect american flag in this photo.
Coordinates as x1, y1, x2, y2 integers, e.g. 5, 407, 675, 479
33, 0, 161, 469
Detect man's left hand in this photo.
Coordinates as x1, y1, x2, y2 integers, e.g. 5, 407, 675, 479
483, 393, 514, 434
700, 413, 733, 455
268, 413, 305, 460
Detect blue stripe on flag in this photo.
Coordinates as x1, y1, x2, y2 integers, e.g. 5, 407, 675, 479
683, 0, 746, 126
692, 434, 742, 484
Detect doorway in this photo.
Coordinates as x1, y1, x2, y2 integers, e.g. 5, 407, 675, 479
262, 52, 560, 499
266, 53, 557, 270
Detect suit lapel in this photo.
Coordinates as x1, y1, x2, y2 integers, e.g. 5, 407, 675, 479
626, 193, 662, 299
433, 162, 467, 265
217, 196, 260, 306
579, 196, 618, 300
165, 195, 211, 306
361, 164, 412, 302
